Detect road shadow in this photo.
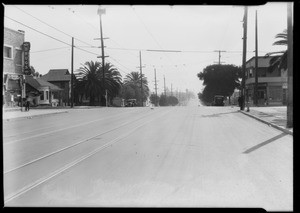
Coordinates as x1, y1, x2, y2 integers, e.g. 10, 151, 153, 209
243, 132, 287, 154
200, 111, 239, 118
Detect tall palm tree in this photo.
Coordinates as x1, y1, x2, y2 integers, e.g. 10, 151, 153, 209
76, 61, 102, 105
98, 62, 123, 105
123, 71, 149, 105
268, 29, 287, 72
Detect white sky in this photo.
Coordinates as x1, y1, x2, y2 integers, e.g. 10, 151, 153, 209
4, 3, 288, 95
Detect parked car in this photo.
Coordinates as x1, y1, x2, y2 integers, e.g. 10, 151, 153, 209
212, 95, 224, 106
125, 99, 137, 107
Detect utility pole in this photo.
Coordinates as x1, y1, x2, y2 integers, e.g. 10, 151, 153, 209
287, 2, 293, 128
164, 75, 166, 96
137, 50, 145, 106
97, 6, 109, 106
254, 10, 258, 106
241, 6, 248, 110
71, 37, 74, 108
214, 50, 226, 65
154, 68, 158, 106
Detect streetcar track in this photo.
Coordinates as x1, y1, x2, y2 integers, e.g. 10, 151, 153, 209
3, 108, 148, 145
4, 108, 168, 174
3, 108, 147, 139
4, 108, 174, 204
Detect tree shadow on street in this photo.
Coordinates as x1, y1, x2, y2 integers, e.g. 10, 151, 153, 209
243, 132, 288, 154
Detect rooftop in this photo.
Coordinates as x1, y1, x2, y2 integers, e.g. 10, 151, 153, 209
41, 69, 71, 82
26, 76, 63, 91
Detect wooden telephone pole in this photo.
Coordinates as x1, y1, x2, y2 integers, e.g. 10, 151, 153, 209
254, 10, 258, 106
154, 68, 158, 106
71, 37, 74, 108
241, 6, 248, 110
214, 50, 226, 65
137, 51, 145, 106
287, 2, 293, 128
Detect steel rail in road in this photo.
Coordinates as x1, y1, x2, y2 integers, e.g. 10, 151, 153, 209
4, 108, 174, 204
4, 108, 169, 174
3, 108, 148, 145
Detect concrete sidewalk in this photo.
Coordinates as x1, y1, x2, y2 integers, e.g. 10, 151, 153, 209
239, 106, 293, 135
2, 106, 107, 121
2, 108, 69, 121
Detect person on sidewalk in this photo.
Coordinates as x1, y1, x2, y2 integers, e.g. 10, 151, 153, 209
25, 96, 30, 111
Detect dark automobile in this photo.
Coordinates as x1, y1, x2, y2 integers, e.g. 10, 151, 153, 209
212, 95, 224, 106
125, 99, 137, 107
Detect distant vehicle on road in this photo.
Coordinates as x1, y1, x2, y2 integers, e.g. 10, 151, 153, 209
125, 99, 137, 107
212, 95, 224, 106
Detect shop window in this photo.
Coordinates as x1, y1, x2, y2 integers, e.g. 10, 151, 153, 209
4, 45, 13, 59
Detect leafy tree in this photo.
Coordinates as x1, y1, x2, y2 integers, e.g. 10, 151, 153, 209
120, 84, 136, 100
149, 93, 159, 106
197, 64, 241, 104
167, 96, 179, 106
29, 66, 41, 77
159, 94, 168, 106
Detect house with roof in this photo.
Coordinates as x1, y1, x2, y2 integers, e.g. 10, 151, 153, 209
41, 69, 72, 106
25, 76, 63, 106
245, 55, 287, 106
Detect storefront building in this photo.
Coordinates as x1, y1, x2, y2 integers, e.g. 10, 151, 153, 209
3, 27, 25, 107
245, 56, 287, 106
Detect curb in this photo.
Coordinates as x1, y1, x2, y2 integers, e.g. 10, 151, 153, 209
3, 111, 69, 122
239, 110, 293, 136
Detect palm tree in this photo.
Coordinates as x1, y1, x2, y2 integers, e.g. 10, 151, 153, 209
76, 61, 102, 105
98, 62, 123, 105
268, 29, 287, 72
123, 71, 149, 105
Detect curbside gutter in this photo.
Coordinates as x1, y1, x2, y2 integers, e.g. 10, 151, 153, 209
3, 111, 69, 122
239, 110, 293, 136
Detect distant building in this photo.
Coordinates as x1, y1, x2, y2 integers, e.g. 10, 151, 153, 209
3, 27, 25, 107
41, 69, 72, 106
245, 56, 287, 106
25, 76, 63, 106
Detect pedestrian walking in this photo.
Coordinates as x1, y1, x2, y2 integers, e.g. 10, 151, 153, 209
25, 96, 30, 111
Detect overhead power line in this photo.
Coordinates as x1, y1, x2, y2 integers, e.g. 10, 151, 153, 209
12, 5, 96, 47
31, 46, 70, 53
5, 16, 71, 46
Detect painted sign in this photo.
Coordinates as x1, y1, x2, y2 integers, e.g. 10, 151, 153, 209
22, 42, 31, 75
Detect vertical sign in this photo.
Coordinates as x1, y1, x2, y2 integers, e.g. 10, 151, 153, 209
22, 42, 31, 75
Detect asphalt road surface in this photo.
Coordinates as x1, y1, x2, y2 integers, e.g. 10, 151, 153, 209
3, 102, 293, 210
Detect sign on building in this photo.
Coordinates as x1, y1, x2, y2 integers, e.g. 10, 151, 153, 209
22, 42, 31, 75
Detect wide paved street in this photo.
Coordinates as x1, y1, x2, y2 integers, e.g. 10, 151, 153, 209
3, 103, 293, 210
